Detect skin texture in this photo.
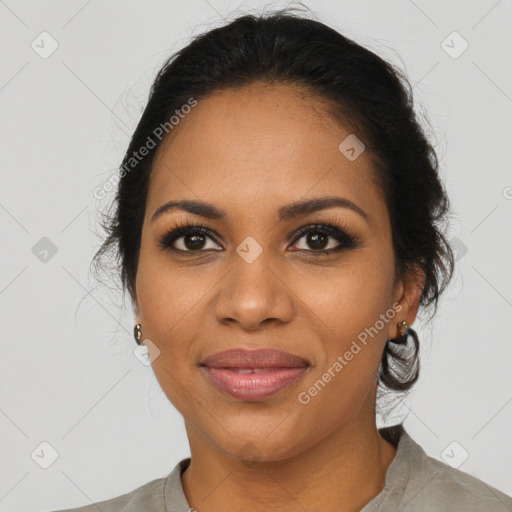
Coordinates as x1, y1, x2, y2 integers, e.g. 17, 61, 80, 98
133, 83, 424, 511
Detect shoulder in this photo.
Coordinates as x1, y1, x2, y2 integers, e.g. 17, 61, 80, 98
422, 460, 512, 510
51, 475, 167, 512
395, 431, 512, 511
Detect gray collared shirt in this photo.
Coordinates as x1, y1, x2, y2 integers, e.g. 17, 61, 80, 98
52, 424, 512, 511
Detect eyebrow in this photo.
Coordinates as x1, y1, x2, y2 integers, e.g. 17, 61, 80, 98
151, 196, 369, 224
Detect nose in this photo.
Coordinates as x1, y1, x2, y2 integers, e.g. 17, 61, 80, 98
213, 252, 296, 331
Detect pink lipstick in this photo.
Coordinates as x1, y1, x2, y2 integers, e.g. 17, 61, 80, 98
201, 348, 310, 401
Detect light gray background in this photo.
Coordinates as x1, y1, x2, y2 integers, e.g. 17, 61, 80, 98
1, 0, 511, 510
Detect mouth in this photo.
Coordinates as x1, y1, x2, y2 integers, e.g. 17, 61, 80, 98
200, 348, 310, 401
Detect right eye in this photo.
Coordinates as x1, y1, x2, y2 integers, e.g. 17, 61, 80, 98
158, 223, 223, 253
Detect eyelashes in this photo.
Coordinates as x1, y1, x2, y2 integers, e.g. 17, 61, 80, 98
157, 218, 361, 256
290, 223, 359, 254
158, 219, 221, 254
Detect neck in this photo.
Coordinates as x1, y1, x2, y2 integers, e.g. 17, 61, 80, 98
181, 416, 398, 512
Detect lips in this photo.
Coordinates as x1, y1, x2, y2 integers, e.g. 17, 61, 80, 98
201, 348, 310, 401
201, 348, 310, 369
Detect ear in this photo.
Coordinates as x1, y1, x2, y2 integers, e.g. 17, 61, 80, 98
130, 285, 142, 325
388, 265, 425, 340
134, 303, 142, 325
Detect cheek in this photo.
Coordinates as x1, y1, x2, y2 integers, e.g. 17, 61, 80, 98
292, 249, 395, 340
290, 253, 394, 395
134, 265, 206, 403
136, 249, 217, 338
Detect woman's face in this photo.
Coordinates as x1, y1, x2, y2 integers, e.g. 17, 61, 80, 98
134, 83, 422, 462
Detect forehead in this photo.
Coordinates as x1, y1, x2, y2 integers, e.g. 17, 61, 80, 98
147, 84, 386, 227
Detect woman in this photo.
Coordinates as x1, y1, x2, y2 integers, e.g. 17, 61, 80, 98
55, 9, 512, 512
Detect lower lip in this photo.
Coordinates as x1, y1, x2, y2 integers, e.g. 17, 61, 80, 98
202, 366, 309, 401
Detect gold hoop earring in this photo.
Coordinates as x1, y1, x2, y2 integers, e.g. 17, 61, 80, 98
389, 320, 409, 345
397, 320, 408, 336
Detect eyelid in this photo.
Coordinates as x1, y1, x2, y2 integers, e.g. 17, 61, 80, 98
158, 222, 223, 251
288, 222, 360, 246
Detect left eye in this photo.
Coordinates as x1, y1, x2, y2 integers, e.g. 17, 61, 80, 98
290, 225, 356, 253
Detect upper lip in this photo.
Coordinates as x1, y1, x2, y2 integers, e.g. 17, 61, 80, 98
201, 348, 310, 369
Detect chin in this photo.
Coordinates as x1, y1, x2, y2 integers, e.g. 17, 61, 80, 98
209, 422, 308, 465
